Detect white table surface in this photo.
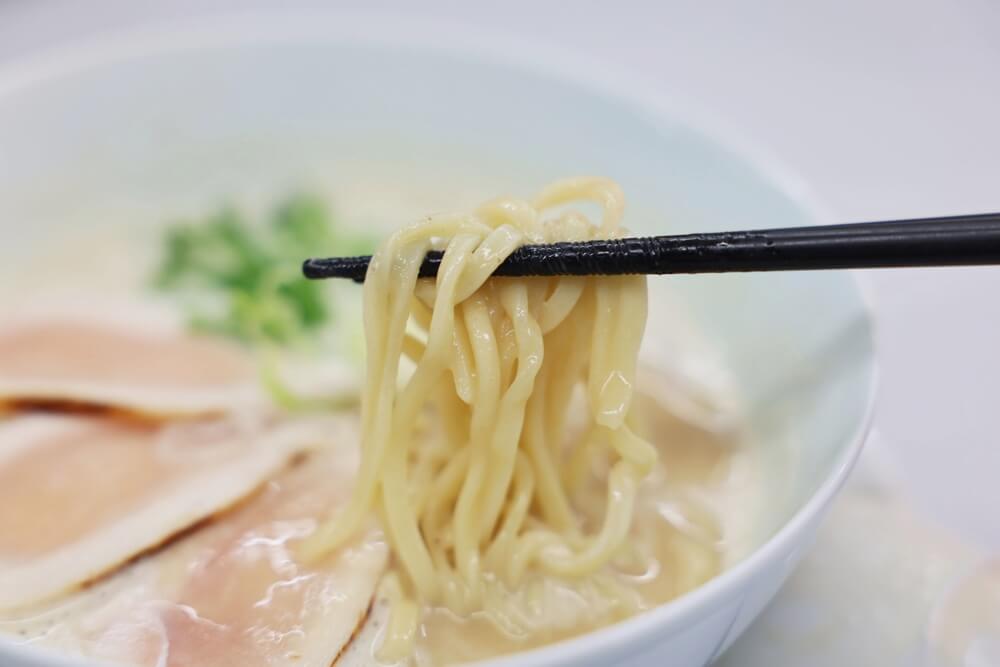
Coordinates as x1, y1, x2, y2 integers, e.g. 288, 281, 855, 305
1, 2, 998, 665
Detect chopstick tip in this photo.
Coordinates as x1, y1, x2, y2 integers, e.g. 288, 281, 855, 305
301, 258, 327, 279
303, 256, 371, 281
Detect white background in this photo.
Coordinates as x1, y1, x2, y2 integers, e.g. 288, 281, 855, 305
1, 2, 998, 664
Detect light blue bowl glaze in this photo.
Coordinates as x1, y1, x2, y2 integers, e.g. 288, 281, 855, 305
0, 13, 875, 667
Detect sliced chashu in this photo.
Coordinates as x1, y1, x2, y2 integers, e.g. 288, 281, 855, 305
0, 308, 262, 418
2, 435, 387, 667
336, 597, 394, 667
0, 413, 338, 611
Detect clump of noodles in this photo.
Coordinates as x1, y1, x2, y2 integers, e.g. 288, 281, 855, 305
300, 177, 653, 660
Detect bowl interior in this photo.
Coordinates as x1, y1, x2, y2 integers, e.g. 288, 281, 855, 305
0, 20, 875, 666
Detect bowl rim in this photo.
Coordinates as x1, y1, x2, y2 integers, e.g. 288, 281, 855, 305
0, 10, 879, 667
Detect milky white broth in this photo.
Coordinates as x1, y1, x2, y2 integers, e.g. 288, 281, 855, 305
0, 176, 764, 666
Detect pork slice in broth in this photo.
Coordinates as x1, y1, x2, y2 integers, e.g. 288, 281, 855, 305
0, 414, 330, 611
2, 433, 386, 667
0, 312, 262, 419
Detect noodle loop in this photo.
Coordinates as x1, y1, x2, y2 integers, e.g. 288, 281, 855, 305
301, 177, 652, 661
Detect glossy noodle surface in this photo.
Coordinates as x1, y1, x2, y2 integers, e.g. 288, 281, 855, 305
302, 178, 746, 662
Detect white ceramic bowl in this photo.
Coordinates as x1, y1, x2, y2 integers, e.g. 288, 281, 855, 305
0, 12, 876, 667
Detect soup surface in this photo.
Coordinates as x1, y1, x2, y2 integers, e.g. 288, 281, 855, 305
0, 178, 761, 666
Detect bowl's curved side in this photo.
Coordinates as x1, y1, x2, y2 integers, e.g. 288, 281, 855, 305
0, 12, 877, 667
477, 327, 876, 667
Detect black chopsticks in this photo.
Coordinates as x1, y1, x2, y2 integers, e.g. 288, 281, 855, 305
302, 212, 1000, 282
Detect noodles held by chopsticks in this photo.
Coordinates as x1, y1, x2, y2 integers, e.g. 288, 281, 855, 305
301, 177, 653, 660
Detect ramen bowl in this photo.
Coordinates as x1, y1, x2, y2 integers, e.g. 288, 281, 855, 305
0, 12, 876, 667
